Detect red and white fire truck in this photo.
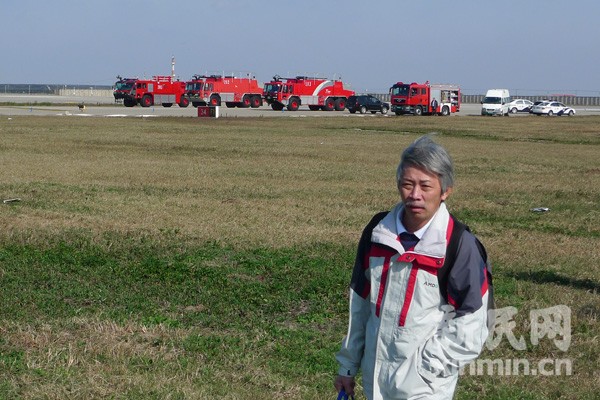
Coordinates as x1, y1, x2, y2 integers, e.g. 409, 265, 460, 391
263, 75, 355, 111
389, 81, 460, 116
123, 76, 189, 108
113, 76, 137, 102
185, 74, 263, 108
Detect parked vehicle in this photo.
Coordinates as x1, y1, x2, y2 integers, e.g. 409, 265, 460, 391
529, 100, 549, 113
508, 99, 534, 113
390, 81, 460, 116
347, 95, 389, 114
185, 74, 263, 108
530, 101, 576, 116
123, 76, 189, 108
481, 89, 510, 116
263, 75, 354, 111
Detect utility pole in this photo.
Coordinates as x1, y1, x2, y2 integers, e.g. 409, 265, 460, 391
171, 56, 176, 80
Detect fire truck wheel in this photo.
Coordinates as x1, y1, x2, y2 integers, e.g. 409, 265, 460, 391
251, 96, 262, 108
179, 97, 190, 108
240, 95, 251, 108
441, 106, 450, 116
141, 95, 153, 107
323, 98, 335, 111
287, 97, 300, 111
414, 106, 423, 116
334, 98, 346, 111
210, 95, 221, 107
359, 105, 367, 114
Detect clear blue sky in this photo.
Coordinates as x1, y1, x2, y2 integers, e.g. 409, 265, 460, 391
2, 0, 599, 95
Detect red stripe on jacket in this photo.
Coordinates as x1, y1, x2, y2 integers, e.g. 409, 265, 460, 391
365, 245, 396, 317
396, 218, 454, 326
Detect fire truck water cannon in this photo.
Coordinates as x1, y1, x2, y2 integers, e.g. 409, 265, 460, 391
185, 74, 263, 108
390, 81, 460, 116
263, 75, 355, 111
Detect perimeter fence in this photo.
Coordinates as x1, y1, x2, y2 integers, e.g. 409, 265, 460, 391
1, 83, 112, 96
461, 94, 600, 107
366, 93, 600, 106
3, 83, 600, 106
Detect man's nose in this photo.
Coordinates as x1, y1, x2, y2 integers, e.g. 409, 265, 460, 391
408, 186, 422, 199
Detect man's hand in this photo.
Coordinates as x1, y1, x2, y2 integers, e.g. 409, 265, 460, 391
334, 375, 356, 397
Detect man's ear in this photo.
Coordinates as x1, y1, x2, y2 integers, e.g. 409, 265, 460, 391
441, 186, 453, 201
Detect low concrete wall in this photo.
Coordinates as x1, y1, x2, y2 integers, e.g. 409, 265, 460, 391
34, 90, 600, 107
58, 88, 113, 97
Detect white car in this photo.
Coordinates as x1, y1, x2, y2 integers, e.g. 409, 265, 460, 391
530, 101, 576, 116
508, 99, 534, 114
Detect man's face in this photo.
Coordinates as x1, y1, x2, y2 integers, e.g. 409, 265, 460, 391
398, 165, 451, 232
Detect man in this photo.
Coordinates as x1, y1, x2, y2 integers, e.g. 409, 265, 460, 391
431, 97, 438, 115
334, 135, 491, 400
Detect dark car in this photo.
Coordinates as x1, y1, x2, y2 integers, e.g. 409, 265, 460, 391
347, 95, 389, 114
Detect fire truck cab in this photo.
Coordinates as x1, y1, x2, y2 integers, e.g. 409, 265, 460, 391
390, 81, 460, 116
263, 75, 354, 111
113, 76, 137, 102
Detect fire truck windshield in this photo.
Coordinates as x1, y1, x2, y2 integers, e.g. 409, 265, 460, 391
115, 82, 133, 91
264, 83, 281, 93
391, 85, 410, 96
186, 82, 203, 91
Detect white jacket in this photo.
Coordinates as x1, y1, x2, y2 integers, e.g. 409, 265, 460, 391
336, 202, 490, 400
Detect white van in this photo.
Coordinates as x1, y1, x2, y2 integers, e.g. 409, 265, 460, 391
481, 89, 510, 116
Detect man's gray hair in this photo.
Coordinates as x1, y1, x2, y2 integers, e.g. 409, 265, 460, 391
396, 135, 454, 192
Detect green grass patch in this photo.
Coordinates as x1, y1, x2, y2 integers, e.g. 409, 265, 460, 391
1, 116, 598, 399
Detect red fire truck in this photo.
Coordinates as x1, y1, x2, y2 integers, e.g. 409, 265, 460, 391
389, 81, 460, 116
123, 76, 189, 108
263, 75, 355, 111
113, 76, 137, 102
185, 74, 263, 108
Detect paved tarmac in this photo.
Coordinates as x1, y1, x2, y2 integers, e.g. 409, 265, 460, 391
1, 94, 598, 118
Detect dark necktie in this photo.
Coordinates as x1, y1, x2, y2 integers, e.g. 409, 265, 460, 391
399, 232, 419, 250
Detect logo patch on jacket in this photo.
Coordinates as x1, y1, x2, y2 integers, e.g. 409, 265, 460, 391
424, 281, 437, 288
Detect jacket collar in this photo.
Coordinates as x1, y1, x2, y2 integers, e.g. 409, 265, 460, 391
371, 202, 450, 258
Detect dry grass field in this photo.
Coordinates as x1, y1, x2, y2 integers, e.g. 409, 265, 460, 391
0, 115, 599, 399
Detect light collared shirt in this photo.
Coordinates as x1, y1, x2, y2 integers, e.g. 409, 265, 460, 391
396, 204, 439, 240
